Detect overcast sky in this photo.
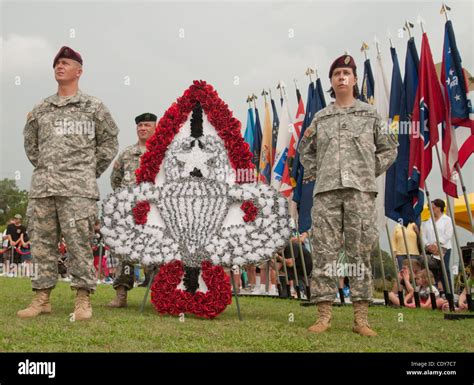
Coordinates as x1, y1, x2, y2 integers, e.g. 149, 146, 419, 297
1, 0, 473, 250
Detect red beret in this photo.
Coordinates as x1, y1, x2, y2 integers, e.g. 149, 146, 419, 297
329, 54, 356, 78
53, 46, 83, 67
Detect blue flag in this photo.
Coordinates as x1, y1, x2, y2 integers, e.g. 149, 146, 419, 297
403, 37, 422, 222
253, 107, 263, 173
359, 59, 375, 104
270, 97, 280, 164
243, 107, 255, 154
291, 78, 326, 233
385, 38, 419, 225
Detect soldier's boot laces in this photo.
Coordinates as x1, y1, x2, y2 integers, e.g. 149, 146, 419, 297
352, 300, 378, 337
73, 289, 92, 321
107, 286, 127, 308
308, 301, 332, 333
17, 289, 52, 318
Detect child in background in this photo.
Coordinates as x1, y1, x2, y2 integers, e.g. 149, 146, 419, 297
388, 259, 421, 307
411, 269, 445, 309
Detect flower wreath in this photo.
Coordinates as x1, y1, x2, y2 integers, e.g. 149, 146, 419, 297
101, 81, 290, 319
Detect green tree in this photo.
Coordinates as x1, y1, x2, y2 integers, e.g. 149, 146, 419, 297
0, 179, 28, 231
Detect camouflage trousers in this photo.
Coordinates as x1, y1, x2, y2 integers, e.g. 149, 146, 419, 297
113, 260, 157, 290
112, 260, 135, 290
310, 189, 378, 303
27, 196, 98, 292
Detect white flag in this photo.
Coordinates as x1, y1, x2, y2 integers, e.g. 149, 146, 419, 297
374, 51, 391, 230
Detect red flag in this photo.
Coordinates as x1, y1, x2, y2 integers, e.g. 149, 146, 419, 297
408, 33, 444, 213
280, 94, 304, 197
440, 21, 462, 198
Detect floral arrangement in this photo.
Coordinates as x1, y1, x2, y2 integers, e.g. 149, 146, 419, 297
101, 81, 291, 318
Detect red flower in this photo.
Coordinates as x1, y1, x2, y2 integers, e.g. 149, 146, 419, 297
135, 80, 255, 186
132, 200, 151, 225
240, 200, 259, 222
150, 260, 232, 319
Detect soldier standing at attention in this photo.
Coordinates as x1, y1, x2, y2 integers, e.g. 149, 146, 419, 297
18, 46, 119, 321
107, 112, 157, 308
298, 54, 397, 336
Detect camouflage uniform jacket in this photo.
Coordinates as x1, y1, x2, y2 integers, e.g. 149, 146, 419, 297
24, 90, 119, 199
298, 99, 397, 195
110, 143, 145, 190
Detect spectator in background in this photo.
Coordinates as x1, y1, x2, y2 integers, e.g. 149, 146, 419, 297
106, 249, 118, 280
411, 269, 444, 309
20, 231, 32, 265
388, 259, 422, 307
391, 221, 421, 271
92, 220, 111, 283
275, 242, 313, 298
422, 199, 454, 296
6, 214, 27, 264
58, 236, 69, 280
2, 219, 14, 270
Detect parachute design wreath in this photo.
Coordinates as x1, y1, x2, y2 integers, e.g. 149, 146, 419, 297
101, 81, 291, 318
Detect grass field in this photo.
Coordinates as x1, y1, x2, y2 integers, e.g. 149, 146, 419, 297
1, 277, 472, 352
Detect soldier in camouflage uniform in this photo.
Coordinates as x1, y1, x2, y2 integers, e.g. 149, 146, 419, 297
298, 54, 397, 336
107, 112, 157, 308
18, 46, 119, 321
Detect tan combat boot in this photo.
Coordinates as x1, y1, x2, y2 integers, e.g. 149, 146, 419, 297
73, 289, 92, 321
308, 301, 332, 333
107, 286, 127, 308
352, 301, 378, 337
17, 289, 52, 318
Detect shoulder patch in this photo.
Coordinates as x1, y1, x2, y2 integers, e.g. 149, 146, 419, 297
303, 126, 315, 138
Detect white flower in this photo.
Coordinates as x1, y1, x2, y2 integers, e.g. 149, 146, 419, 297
232, 257, 245, 266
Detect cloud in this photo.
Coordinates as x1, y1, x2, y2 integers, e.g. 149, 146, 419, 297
0, 34, 55, 74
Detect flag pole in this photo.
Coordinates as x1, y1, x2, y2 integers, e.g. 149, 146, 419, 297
454, 164, 474, 233
401, 226, 421, 307
387, 29, 394, 49
287, 236, 302, 299
386, 224, 404, 306
305, 67, 314, 83
280, 247, 292, 298
434, 144, 474, 310
296, 234, 311, 301
440, 3, 451, 22
246, 95, 253, 109
273, 256, 283, 297
276, 81, 283, 102
376, 240, 390, 306
403, 20, 414, 39
418, 227, 438, 310
424, 181, 456, 311
231, 265, 243, 321
360, 42, 369, 61
261, 89, 268, 105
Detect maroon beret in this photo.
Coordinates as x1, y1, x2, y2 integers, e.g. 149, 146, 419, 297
329, 54, 356, 78
53, 46, 83, 67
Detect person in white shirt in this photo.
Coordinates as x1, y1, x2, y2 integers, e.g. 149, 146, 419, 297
421, 199, 454, 295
